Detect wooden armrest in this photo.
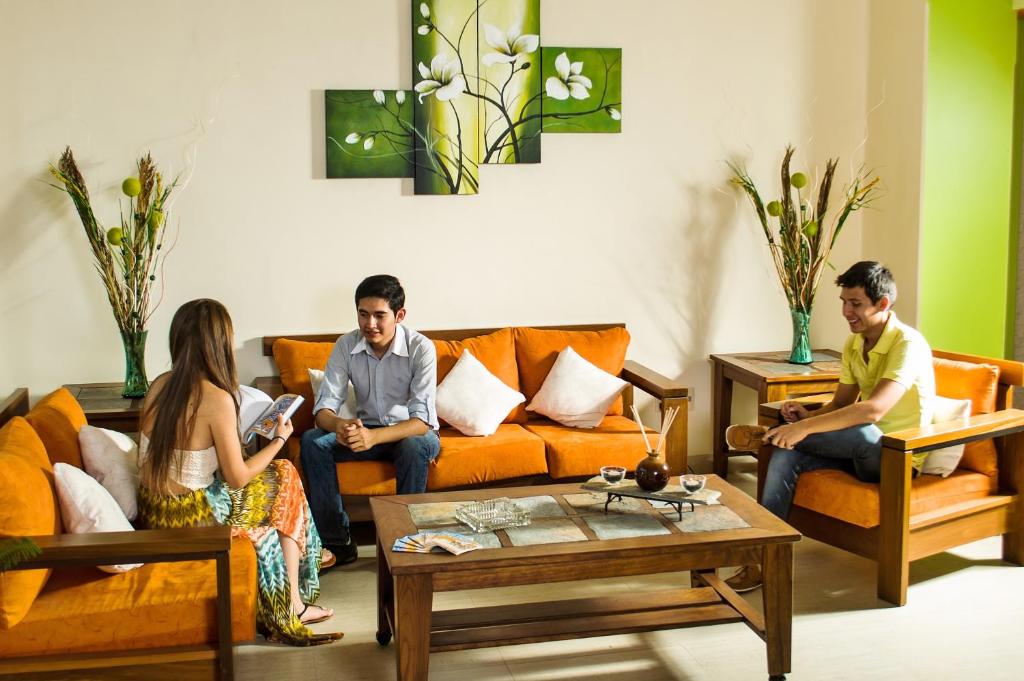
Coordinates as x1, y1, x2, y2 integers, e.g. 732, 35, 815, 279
0, 387, 29, 426
253, 376, 285, 399
621, 360, 688, 400
759, 393, 832, 421
10, 526, 232, 570
881, 409, 1024, 453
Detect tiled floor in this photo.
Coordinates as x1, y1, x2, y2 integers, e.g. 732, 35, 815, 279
236, 456, 1024, 680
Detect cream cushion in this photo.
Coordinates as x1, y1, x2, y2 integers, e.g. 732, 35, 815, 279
308, 368, 357, 419
53, 463, 142, 573
526, 346, 628, 428
921, 396, 972, 477
436, 350, 526, 436
78, 425, 139, 521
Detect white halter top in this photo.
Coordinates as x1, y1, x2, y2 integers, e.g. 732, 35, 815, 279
139, 433, 220, 491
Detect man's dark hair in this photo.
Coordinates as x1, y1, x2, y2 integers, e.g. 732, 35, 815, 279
835, 261, 897, 306
355, 275, 405, 313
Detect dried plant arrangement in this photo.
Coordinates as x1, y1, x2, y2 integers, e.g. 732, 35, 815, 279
728, 146, 881, 363
49, 147, 181, 395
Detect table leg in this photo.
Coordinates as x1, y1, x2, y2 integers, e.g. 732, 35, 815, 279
394, 573, 432, 681
376, 538, 394, 646
712, 361, 733, 478
762, 543, 792, 679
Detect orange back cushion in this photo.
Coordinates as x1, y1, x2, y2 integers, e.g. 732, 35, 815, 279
0, 417, 62, 630
932, 357, 1000, 485
514, 327, 631, 416
433, 328, 524, 423
24, 387, 87, 469
272, 339, 336, 434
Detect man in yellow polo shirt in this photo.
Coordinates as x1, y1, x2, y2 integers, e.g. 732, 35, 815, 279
725, 261, 935, 591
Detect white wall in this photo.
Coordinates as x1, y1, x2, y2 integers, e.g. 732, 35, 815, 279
863, 0, 928, 324
0, 0, 876, 456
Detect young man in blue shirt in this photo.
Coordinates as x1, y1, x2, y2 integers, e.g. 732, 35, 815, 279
300, 275, 440, 565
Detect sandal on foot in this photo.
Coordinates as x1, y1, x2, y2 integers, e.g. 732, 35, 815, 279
297, 603, 333, 625
319, 548, 337, 572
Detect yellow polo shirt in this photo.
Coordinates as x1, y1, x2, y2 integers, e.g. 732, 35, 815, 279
839, 313, 935, 468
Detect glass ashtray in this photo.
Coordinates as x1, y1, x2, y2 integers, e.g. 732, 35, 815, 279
455, 497, 531, 532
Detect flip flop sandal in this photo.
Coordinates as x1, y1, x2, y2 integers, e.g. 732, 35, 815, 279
298, 603, 333, 625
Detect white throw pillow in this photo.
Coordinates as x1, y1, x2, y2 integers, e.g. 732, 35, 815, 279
308, 368, 357, 419
436, 350, 526, 436
53, 463, 142, 573
526, 346, 628, 428
921, 396, 972, 477
78, 425, 140, 521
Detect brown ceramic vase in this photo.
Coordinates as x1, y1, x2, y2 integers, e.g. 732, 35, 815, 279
634, 452, 671, 492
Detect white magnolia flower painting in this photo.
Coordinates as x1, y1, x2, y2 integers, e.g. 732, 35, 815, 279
323, 1, 622, 194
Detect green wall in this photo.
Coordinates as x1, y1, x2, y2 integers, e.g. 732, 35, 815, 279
920, 0, 1017, 357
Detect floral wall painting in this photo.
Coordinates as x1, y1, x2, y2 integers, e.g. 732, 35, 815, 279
413, 0, 482, 194
323, 1, 621, 195
541, 47, 621, 133
326, 90, 414, 178
476, 0, 542, 165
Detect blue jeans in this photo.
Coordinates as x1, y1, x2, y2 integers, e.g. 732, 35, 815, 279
299, 427, 441, 545
760, 424, 883, 520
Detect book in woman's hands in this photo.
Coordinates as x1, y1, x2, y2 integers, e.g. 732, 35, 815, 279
237, 384, 304, 443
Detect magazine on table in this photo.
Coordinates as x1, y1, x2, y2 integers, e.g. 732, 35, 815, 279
392, 531, 482, 555
237, 384, 304, 443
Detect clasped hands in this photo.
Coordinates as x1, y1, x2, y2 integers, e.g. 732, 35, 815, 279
764, 401, 812, 449
334, 418, 377, 452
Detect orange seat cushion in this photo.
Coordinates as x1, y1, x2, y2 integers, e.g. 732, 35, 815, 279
335, 425, 548, 495
524, 415, 653, 479
793, 468, 993, 528
0, 536, 258, 657
272, 339, 335, 434
933, 357, 1000, 489
514, 327, 631, 417
0, 417, 61, 630
24, 387, 87, 469
434, 328, 525, 424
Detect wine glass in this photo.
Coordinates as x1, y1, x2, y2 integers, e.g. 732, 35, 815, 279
681, 474, 706, 495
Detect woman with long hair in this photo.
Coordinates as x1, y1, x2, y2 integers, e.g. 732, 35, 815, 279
137, 299, 341, 645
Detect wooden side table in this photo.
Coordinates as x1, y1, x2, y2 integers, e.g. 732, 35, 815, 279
64, 382, 144, 433
710, 350, 843, 479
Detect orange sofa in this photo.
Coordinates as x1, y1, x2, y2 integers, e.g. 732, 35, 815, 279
756, 349, 1024, 605
256, 324, 689, 521
0, 387, 257, 678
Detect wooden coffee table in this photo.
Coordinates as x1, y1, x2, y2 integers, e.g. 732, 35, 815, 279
371, 478, 799, 680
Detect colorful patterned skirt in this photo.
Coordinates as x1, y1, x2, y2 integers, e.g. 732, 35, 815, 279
138, 459, 340, 645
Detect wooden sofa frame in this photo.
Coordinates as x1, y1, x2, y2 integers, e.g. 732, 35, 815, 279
255, 324, 690, 522
0, 388, 236, 681
756, 350, 1024, 606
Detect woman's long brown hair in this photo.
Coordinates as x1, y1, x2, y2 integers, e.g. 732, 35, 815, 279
140, 299, 239, 494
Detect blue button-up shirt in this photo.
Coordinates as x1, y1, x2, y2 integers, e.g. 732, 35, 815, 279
313, 324, 439, 429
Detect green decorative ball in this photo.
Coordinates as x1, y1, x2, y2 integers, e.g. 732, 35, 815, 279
791, 172, 808, 189
803, 220, 819, 237
766, 200, 783, 217
121, 177, 141, 197
106, 226, 124, 246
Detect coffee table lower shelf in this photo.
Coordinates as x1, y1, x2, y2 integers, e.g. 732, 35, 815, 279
426, 583, 758, 651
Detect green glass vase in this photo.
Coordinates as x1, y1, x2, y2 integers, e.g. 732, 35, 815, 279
788, 308, 813, 365
120, 330, 149, 398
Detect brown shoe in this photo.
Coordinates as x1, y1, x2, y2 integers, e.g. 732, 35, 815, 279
725, 424, 769, 452
724, 565, 763, 592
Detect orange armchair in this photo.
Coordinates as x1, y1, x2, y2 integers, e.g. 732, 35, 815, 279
756, 350, 1024, 606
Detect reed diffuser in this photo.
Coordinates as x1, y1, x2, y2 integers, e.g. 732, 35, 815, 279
632, 405, 681, 492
